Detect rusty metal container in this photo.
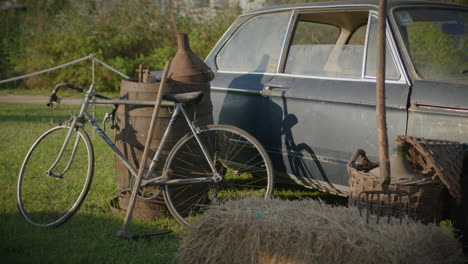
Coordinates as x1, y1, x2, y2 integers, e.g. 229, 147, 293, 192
114, 78, 213, 220
168, 33, 214, 84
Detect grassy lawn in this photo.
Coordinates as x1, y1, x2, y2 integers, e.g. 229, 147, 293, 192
0, 87, 51, 96
0, 102, 183, 263
0, 86, 120, 98
0, 101, 347, 263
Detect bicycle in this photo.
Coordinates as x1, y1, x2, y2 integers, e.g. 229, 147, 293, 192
16, 81, 274, 228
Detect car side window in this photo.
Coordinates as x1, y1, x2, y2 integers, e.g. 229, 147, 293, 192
348, 25, 367, 45
394, 8, 467, 81
284, 12, 367, 78
365, 15, 400, 79
216, 12, 291, 73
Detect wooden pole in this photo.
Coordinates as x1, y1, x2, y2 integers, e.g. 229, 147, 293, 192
117, 60, 171, 238
376, 0, 390, 191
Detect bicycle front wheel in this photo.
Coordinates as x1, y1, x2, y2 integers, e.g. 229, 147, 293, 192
17, 125, 94, 227
163, 124, 273, 226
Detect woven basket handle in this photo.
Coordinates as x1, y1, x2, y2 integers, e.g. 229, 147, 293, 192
348, 149, 370, 169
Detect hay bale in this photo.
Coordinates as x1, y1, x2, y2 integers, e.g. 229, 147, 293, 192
178, 197, 465, 264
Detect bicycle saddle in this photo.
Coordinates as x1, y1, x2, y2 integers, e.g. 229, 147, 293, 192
162, 91, 204, 104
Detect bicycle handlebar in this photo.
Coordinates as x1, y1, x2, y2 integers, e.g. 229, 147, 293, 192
47, 83, 110, 106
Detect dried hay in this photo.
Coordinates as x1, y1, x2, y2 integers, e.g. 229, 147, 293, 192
178, 197, 465, 264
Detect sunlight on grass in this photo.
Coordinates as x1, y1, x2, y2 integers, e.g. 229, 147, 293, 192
224, 170, 255, 181
217, 189, 268, 199
0, 103, 347, 263
0, 103, 181, 263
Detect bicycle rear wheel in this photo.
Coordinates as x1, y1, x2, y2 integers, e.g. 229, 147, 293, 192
163, 124, 273, 226
17, 125, 94, 227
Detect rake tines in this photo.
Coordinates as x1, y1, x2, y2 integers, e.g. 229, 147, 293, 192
357, 189, 410, 224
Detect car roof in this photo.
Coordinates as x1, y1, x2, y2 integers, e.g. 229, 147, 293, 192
241, 0, 467, 16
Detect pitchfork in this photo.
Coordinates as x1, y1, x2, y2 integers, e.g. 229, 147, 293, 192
356, 0, 410, 224
356, 189, 410, 224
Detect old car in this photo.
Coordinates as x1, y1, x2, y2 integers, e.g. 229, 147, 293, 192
204, 0, 468, 195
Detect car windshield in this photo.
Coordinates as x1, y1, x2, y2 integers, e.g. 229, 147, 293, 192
394, 7, 468, 82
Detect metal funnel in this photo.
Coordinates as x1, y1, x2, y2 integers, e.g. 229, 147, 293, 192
168, 33, 214, 84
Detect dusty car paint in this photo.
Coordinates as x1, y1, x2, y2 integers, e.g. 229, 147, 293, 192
205, 0, 468, 195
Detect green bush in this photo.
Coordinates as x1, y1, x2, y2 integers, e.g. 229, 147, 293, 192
2, 0, 464, 93
2, 0, 239, 93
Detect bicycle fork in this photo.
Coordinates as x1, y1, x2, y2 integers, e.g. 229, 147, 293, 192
46, 117, 82, 179
46, 85, 95, 179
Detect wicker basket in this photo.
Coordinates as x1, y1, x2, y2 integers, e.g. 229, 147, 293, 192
348, 136, 465, 223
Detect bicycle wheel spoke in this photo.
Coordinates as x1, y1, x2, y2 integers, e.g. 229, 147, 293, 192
222, 179, 268, 189
235, 158, 266, 174
169, 184, 212, 215
164, 125, 273, 226
225, 133, 245, 161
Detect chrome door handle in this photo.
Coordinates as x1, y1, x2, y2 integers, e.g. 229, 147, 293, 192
261, 85, 288, 97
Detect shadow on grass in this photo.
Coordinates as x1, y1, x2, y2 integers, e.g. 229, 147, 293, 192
0, 212, 181, 264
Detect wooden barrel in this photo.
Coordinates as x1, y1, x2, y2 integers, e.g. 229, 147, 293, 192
114, 78, 213, 220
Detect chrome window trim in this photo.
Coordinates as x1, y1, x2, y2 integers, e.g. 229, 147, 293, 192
240, 4, 377, 17
214, 7, 409, 86
389, 6, 418, 81
410, 104, 468, 116
277, 9, 297, 74
215, 70, 406, 84
276, 73, 406, 84
364, 11, 408, 84
216, 70, 277, 76
387, 29, 410, 85
362, 11, 373, 79
206, 16, 242, 63
276, 8, 407, 83
215, 11, 292, 74
211, 87, 262, 95
385, 14, 409, 84
216, 5, 375, 73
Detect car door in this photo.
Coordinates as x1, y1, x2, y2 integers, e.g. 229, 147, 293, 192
206, 11, 293, 148
262, 10, 410, 193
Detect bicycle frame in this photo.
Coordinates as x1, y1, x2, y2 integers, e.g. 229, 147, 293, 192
49, 83, 219, 188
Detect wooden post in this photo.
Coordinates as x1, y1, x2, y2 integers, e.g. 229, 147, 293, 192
376, 0, 390, 190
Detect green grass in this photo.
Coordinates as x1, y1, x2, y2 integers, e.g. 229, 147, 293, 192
0, 87, 50, 96
0, 102, 183, 263
0, 86, 119, 98
0, 102, 346, 263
